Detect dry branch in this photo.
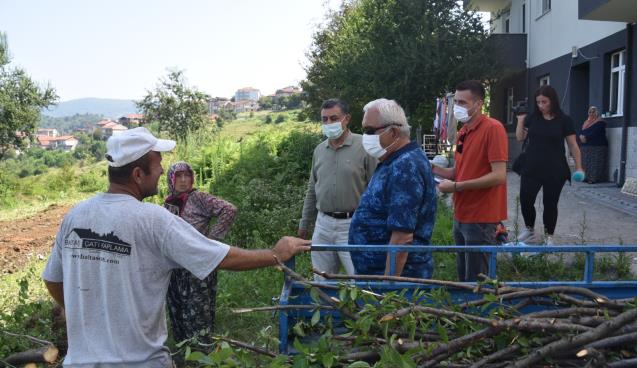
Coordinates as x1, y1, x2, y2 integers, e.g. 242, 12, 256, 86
276, 258, 357, 320
315, 269, 498, 294
511, 307, 637, 367
197, 336, 279, 358
231, 305, 334, 314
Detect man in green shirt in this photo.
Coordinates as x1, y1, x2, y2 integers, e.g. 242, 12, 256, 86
298, 98, 377, 280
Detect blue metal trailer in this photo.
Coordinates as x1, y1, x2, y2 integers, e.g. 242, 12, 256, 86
278, 244, 637, 354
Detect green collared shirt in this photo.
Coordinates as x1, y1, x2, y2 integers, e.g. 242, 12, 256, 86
299, 132, 377, 230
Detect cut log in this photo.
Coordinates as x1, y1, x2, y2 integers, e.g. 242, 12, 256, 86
0, 345, 58, 367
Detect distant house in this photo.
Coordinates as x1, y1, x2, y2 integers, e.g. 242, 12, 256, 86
37, 128, 59, 137
101, 122, 128, 139
36, 135, 79, 151
208, 97, 230, 113
233, 100, 259, 113
274, 86, 301, 98
94, 119, 116, 133
118, 114, 145, 128
234, 87, 261, 102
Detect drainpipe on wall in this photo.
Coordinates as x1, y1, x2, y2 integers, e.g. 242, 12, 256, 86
619, 23, 634, 187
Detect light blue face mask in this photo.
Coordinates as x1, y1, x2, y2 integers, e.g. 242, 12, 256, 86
322, 122, 344, 139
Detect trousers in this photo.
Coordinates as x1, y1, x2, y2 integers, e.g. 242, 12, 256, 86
453, 221, 497, 282
311, 212, 356, 281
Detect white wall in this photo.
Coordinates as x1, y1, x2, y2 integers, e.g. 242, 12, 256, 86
490, 0, 625, 68
527, 0, 625, 67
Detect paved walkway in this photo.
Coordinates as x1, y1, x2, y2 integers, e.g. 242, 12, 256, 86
503, 172, 637, 274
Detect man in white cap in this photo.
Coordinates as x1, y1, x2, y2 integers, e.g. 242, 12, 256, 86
42, 127, 310, 367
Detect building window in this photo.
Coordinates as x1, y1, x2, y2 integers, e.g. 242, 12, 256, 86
539, 74, 550, 86
609, 49, 626, 116
506, 87, 514, 125
536, 0, 550, 18
504, 11, 510, 33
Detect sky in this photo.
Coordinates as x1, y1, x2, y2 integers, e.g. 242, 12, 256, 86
0, 0, 340, 101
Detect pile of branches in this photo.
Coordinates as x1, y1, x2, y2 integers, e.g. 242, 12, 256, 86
197, 260, 637, 368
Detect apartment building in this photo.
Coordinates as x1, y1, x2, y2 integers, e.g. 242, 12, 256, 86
466, 0, 636, 185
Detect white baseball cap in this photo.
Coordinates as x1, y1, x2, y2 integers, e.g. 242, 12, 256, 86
106, 127, 176, 167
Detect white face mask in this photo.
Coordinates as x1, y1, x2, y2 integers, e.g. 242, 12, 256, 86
453, 105, 472, 123
322, 121, 344, 139
362, 133, 386, 158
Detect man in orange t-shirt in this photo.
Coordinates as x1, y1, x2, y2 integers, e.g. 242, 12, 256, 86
433, 80, 508, 281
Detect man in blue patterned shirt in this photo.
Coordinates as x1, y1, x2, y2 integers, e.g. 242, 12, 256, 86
349, 99, 437, 278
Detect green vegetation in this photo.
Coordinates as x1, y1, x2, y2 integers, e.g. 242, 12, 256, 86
301, 0, 500, 131
0, 132, 107, 219
0, 261, 64, 358
39, 113, 104, 134
0, 114, 633, 365
137, 69, 212, 141
0, 32, 58, 159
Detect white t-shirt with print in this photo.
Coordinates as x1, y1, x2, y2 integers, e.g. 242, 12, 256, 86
42, 193, 230, 367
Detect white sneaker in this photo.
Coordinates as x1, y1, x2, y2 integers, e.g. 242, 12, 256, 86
517, 228, 539, 243
544, 235, 555, 245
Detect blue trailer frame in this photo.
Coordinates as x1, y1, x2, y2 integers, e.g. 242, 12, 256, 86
278, 244, 637, 354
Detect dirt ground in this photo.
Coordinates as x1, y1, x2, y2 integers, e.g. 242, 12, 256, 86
0, 203, 70, 275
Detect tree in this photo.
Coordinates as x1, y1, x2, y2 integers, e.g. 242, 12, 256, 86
136, 70, 211, 141
301, 0, 501, 132
0, 32, 58, 159
258, 95, 273, 110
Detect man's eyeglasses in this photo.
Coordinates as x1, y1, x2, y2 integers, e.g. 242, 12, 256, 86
456, 130, 470, 154
363, 123, 400, 135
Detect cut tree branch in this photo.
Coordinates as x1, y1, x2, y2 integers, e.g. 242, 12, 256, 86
511, 307, 637, 367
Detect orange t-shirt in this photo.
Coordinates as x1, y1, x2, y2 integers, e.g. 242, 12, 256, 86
453, 115, 508, 223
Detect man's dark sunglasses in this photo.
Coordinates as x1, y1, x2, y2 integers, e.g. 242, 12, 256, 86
363, 123, 400, 135
456, 130, 470, 154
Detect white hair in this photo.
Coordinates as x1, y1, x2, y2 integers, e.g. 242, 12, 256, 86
363, 98, 411, 137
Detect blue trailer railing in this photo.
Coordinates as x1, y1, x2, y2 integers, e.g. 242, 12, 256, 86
279, 244, 637, 354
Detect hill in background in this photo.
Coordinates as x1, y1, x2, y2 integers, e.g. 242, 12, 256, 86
39, 113, 105, 134
43, 98, 138, 119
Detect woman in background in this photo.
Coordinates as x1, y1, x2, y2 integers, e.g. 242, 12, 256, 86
515, 85, 584, 245
164, 161, 237, 343
579, 106, 608, 183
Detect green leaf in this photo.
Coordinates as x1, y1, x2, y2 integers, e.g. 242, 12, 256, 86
185, 350, 207, 361
310, 287, 320, 303
339, 287, 347, 303
347, 362, 371, 368
293, 322, 306, 337
293, 338, 307, 354
321, 353, 334, 368
311, 309, 321, 326
436, 323, 449, 343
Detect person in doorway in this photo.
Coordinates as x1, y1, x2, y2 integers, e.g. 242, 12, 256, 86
349, 98, 437, 278
434, 80, 508, 282
298, 98, 377, 280
42, 127, 309, 367
164, 161, 237, 343
579, 106, 608, 184
515, 85, 584, 245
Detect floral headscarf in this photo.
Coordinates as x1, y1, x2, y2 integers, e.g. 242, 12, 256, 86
164, 161, 196, 215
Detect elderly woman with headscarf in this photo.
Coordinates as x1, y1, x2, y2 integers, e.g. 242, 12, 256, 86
163, 161, 237, 343
579, 106, 608, 184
